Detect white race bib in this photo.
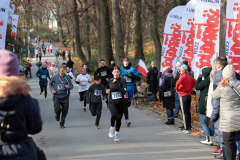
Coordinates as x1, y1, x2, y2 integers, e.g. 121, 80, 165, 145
125, 77, 131, 82
41, 75, 46, 79
57, 84, 65, 90
101, 71, 107, 76
112, 92, 122, 99
81, 85, 87, 90
94, 90, 102, 96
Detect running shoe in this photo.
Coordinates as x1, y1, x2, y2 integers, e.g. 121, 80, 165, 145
95, 125, 99, 129
114, 132, 119, 142
83, 108, 86, 112
178, 125, 184, 129
181, 129, 191, 133
45, 98, 47, 102
55, 114, 60, 121
126, 120, 131, 127
211, 148, 221, 155
60, 124, 65, 129
108, 127, 114, 138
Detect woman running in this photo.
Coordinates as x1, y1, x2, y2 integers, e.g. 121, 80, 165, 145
106, 66, 127, 142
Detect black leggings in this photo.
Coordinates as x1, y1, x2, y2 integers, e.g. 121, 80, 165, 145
41, 86, 47, 98
79, 91, 87, 107
123, 99, 131, 120
108, 102, 124, 132
180, 95, 191, 130
89, 103, 102, 126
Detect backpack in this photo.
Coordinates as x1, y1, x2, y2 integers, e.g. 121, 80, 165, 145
26, 63, 30, 69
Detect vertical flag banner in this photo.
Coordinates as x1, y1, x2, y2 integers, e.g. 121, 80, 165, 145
12, 14, 19, 39
226, 1, 240, 74
136, 59, 148, 77
8, 3, 15, 26
177, 0, 197, 75
0, 0, 10, 50
161, 6, 185, 74
194, 0, 221, 78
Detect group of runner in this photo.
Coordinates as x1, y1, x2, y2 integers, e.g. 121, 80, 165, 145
35, 57, 139, 142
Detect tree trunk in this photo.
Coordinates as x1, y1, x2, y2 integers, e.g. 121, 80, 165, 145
112, 0, 125, 66
150, 0, 161, 70
82, 0, 91, 60
219, 0, 226, 57
94, 0, 102, 63
72, 0, 86, 62
134, 0, 145, 60
125, 1, 133, 56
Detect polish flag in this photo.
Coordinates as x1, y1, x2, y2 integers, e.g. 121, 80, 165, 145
137, 59, 148, 77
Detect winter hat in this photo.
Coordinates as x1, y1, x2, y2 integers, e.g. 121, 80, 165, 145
165, 68, 173, 73
222, 64, 236, 78
182, 60, 189, 65
180, 64, 188, 73
0, 50, 19, 76
94, 75, 101, 80
163, 66, 170, 72
81, 68, 86, 72
151, 61, 156, 65
176, 61, 183, 67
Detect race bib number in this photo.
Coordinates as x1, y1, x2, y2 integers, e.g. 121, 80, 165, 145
57, 84, 65, 90
41, 75, 46, 79
54, 71, 58, 75
81, 85, 87, 90
94, 90, 102, 96
126, 77, 131, 82
112, 92, 122, 99
101, 71, 107, 76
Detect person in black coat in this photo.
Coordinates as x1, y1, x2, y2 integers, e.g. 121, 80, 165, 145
83, 63, 91, 74
160, 66, 175, 125
147, 61, 159, 101
67, 58, 74, 71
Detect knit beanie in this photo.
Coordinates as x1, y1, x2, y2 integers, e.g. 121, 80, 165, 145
222, 64, 236, 78
163, 66, 169, 72
0, 50, 19, 76
176, 61, 183, 67
180, 64, 188, 73
151, 61, 156, 65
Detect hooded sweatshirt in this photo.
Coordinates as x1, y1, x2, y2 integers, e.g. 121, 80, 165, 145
86, 83, 107, 104
36, 68, 50, 81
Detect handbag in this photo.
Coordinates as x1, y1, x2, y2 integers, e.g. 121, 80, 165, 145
164, 78, 173, 97
228, 82, 240, 98
146, 87, 155, 102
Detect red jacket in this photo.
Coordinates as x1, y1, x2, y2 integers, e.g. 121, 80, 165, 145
27, 62, 32, 69
176, 72, 196, 97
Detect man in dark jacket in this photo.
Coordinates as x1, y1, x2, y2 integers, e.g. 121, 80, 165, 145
94, 59, 112, 88
67, 58, 74, 71
83, 63, 91, 74
147, 61, 158, 101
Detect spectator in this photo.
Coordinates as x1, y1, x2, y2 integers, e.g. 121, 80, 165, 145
174, 61, 183, 118
67, 58, 74, 71
135, 73, 142, 104
68, 50, 71, 59
25, 60, 32, 78
0, 50, 42, 159
147, 61, 159, 101
55, 50, 60, 60
83, 63, 90, 74
212, 64, 240, 160
160, 66, 175, 125
195, 67, 214, 145
62, 50, 66, 60
182, 60, 194, 78
176, 64, 196, 133
19, 64, 24, 72
157, 71, 163, 101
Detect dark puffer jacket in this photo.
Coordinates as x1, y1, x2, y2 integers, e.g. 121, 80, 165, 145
195, 67, 211, 114
147, 67, 158, 84
0, 76, 42, 160
160, 75, 175, 109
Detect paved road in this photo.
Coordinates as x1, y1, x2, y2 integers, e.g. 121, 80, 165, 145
29, 41, 215, 160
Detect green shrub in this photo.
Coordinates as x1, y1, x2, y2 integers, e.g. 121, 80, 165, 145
86, 57, 99, 73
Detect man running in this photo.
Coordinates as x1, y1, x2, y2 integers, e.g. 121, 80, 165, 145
42, 46, 46, 56
50, 61, 60, 77
49, 65, 74, 128
120, 57, 140, 126
36, 63, 51, 101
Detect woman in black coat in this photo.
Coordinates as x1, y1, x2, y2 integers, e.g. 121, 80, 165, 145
160, 67, 175, 125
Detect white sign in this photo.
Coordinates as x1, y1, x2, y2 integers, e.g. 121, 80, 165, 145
0, 0, 10, 50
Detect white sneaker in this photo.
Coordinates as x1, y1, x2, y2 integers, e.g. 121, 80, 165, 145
200, 136, 213, 145
108, 127, 114, 138
114, 132, 119, 142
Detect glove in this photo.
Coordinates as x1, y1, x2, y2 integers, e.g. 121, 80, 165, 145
191, 90, 196, 95
126, 72, 131, 77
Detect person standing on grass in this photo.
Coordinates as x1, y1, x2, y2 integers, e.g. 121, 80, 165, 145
76, 68, 92, 112
49, 65, 74, 129
36, 63, 51, 102
195, 67, 214, 145
86, 75, 107, 129
175, 64, 196, 133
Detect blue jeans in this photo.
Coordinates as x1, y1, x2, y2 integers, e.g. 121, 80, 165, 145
236, 140, 240, 158
174, 92, 180, 117
199, 114, 214, 136
167, 109, 174, 119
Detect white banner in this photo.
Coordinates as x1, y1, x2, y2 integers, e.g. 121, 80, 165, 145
8, 3, 14, 26
177, 0, 197, 77
194, 0, 221, 78
12, 14, 19, 39
226, 1, 240, 74
161, 6, 185, 74
0, 0, 10, 50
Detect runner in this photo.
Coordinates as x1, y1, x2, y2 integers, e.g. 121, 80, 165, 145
76, 68, 92, 112
44, 59, 49, 66
106, 66, 127, 142
49, 65, 74, 128
94, 59, 112, 105
42, 46, 46, 56
120, 57, 139, 126
39, 51, 42, 62
36, 63, 51, 101
35, 48, 39, 61
66, 67, 74, 99
86, 75, 107, 129
50, 61, 60, 77
46, 46, 50, 54
41, 41, 45, 50
50, 44, 53, 53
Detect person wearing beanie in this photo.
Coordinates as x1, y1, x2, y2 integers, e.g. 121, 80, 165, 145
212, 64, 240, 160
182, 60, 194, 78
0, 50, 42, 159
176, 64, 196, 133
147, 61, 159, 102
25, 60, 32, 78
49, 65, 74, 128
86, 75, 107, 129
76, 68, 92, 112
36, 63, 51, 101
160, 67, 175, 125
174, 61, 183, 118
